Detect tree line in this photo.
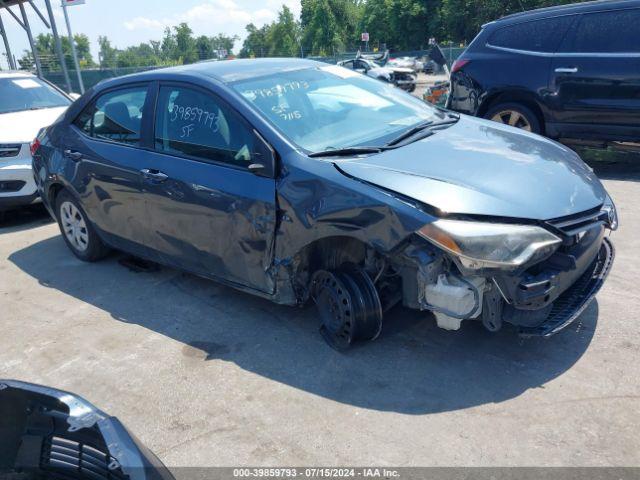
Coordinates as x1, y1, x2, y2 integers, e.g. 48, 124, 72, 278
18, 0, 574, 71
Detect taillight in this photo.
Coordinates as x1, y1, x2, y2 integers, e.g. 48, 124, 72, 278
30, 138, 41, 156
451, 58, 470, 73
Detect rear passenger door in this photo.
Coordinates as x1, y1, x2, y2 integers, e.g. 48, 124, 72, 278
483, 15, 576, 115
141, 83, 278, 293
67, 84, 154, 257
550, 8, 640, 141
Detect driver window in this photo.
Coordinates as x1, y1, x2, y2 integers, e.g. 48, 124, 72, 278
74, 86, 148, 146
154, 85, 255, 167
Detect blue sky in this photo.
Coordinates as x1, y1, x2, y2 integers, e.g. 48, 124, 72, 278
1, 0, 300, 69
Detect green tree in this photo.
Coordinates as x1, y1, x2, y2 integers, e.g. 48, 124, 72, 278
98, 36, 118, 68
267, 5, 300, 56
173, 23, 198, 64
72, 34, 94, 67
439, 0, 575, 43
211, 33, 238, 55
160, 27, 177, 61
195, 35, 214, 60
21, 32, 95, 71
301, 0, 362, 55
239, 23, 271, 57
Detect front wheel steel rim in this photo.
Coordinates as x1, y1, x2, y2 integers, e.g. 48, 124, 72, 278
491, 110, 532, 132
60, 201, 89, 252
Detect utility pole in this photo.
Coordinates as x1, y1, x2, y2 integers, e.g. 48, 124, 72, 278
60, 0, 84, 93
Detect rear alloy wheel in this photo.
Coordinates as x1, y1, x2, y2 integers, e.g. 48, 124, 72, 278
312, 266, 383, 351
55, 190, 110, 262
485, 102, 542, 134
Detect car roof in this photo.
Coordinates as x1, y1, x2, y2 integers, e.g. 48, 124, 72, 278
492, 0, 639, 25
96, 58, 324, 91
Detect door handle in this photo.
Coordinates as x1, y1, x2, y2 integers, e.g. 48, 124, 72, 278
140, 168, 168, 182
64, 150, 83, 161
555, 67, 578, 74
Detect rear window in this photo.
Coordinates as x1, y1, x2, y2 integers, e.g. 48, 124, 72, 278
560, 9, 640, 53
0, 77, 70, 115
488, 16, 575, 53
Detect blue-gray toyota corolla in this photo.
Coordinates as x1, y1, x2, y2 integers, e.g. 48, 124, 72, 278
32, 58, 617, 350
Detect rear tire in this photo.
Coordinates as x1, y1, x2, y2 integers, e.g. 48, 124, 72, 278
484, 102, 542, 134
55, 190, 110, 262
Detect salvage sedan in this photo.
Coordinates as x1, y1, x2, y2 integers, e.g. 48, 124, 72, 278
32, 59, 617, 350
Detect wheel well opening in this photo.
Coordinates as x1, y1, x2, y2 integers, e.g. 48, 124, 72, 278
48, 183, 64, 208
292, 236, 371, 298
296, 236, 368, 275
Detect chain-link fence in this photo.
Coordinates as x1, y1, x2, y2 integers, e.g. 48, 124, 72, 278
35, 46, 466, 93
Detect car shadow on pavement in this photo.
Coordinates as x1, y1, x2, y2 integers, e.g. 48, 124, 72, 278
0, 205, 52, 234
582, 150, 640, 183
10, 235, 597, 415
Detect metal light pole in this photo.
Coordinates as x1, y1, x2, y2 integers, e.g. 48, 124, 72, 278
43, 0, 71, 92
0, 11, 16, 69
59, 0, 83, 93
18, 2, 41, 77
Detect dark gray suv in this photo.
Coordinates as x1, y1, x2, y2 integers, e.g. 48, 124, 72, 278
448, 0, 640, 148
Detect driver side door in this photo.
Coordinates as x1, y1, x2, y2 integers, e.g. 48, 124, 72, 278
141, 82, 278, 294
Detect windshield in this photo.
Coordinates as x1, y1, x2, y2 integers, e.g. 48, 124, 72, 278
0, 76, 71, 115
232, 66, 440, 153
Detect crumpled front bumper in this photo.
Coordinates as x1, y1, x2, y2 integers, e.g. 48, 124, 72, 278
519, 237, 615, 337
0, 380, 175, 480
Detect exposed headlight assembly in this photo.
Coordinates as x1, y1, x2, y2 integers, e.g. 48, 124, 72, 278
601, 194, 619, 231
418, 219, 562, 270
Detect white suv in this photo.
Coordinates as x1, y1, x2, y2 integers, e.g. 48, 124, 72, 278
0, 72, 72, 212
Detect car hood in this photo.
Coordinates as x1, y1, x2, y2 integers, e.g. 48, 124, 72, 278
0, 106, 68, 143
336, 116, 607, 220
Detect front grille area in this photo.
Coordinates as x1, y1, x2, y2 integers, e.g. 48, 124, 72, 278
41, 436, 127, 480
0, 144, 22, 158
520, 237, 614, 337
547, 206, 608, 237
0, 180, 26, 192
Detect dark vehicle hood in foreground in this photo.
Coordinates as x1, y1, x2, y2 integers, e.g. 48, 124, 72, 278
0, 379, 174, 480
336, 116, 607, 220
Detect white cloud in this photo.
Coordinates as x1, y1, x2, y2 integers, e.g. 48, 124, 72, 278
122, 0, 297, 38
123, 17, 168, 31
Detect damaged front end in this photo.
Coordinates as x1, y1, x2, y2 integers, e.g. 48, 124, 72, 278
0, 380, 174, 480
392, 199, 617, 335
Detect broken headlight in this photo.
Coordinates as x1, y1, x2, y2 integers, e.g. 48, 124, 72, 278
602, 194, 619, 231
417, 219, 562, 270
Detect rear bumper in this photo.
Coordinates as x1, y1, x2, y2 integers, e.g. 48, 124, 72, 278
0, 192, 39, 209
520, 237, 615, 337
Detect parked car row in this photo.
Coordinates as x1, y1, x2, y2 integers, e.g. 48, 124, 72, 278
337, 57, 417, 92
29, 58, 616, 350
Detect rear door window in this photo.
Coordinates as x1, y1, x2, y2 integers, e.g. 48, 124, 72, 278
559, 9, 640, 53
488, 15, 575, 53
74, 86, 148, 146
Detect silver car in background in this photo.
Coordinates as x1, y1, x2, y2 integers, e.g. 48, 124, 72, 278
0, 72, 72, 214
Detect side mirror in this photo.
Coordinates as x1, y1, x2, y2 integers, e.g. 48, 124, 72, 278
251, 130, 276, 178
